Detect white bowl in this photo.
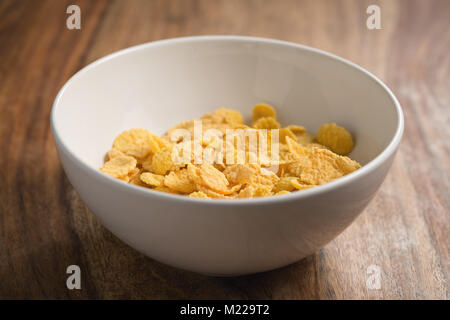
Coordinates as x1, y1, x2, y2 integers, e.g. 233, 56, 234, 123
51, 36, 403, 276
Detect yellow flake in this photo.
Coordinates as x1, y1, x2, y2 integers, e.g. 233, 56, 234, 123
254, 185, 274, 197
285, 136, 307, 156
211, 108, 244, 125
188, 191, 209, 199
252, 103, 276, 122
298, 148, 360, 184
214, 163, 226, 171
198, 187, 236, 199
307, 142, 329, 150
316, 123, 354, 155
252, 117, 280, 129
296, 133, 315, 146
107, 148, 126, 160
274, 177, 297, 192
154, 185, 180, 194
239, 184, 273, 198
284, 137, 360, 184
238, 185, 255, 198
151, 146, 181, 175
250, 168, 280, 186
198, 164, 229, 191
127, 167, 140, 179
291, 179, 315, 190
188, 164, 229, 194
113, 129, 155, 159
141, 153, 154, 172
223, 164, 257, 185
286, 125, 306, 135
188, 164, 242, 195
140, 172, 165, 187
167, 120, 196, 139
149, 133, 170, 154
284, 158, 310, 177
99, 153, 137, 180
164, 169, 196, 194
129, 169, 146, 186
279, 128, 297, 143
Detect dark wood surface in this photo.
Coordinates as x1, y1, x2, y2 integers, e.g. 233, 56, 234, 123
0, 0, 448, 299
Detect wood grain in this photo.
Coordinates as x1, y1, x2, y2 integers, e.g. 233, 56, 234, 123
0, 0, 448, 299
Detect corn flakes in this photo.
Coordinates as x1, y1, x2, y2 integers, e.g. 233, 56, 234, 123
100, 104, 361, 199
164, 169, 196, 194
316, 123, 354, 155
252, 103, 276, 122
286, 125, 306, 135
279, 128, 297, 143
113, 129, 153, 159
188, 191, 209, 198
274, 177, 297, 192
211, 107, 244, 126
151, 146, 180, 175
252, 117, 281, 129
275, 190, 291, 196
140, 172, 165, 187
100, 152, 137, 181
223, 164, 257, 185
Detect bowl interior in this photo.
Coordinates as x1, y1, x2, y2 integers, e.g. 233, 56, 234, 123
52, 37, 400, 169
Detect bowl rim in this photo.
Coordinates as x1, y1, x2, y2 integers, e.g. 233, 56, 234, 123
51, 35, 404, 206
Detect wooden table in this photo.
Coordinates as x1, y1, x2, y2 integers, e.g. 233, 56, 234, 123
1, 0, 448, 299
